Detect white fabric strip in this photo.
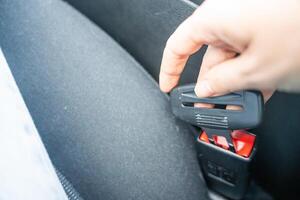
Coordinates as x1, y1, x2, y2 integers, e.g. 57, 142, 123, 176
0, 48, 68, 200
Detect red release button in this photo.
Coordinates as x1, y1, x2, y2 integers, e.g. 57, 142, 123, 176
199, 131, 209, 143
231, 130, 256, 158
213, 135, 229, 150
199, 130, 256, 158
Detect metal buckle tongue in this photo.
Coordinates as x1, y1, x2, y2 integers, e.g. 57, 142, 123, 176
170, 84, 263, 200
203, 128, 235, 152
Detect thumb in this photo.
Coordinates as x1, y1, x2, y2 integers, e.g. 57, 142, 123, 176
195, 54, 254, 97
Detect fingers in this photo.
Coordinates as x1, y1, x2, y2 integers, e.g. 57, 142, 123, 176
159, 15, 208, 93
159, 0, 251, 93
194, 51, 277, 102
226, 105, 243, 111
199, 46, 239, 110
195, 46, 276, 103
195, 53, 254, 97
262, 89, 275, 102
194, 102, 214, 109
195, 46, 236, 108
195, 49, 275, 107
197, 46, 237, 83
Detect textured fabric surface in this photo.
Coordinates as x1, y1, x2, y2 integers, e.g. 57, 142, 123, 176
56, 169, 83, 200
0, 0, 208, 199
65, 1, 300, 198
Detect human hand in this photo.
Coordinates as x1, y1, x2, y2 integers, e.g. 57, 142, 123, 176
159, 0, 300, 103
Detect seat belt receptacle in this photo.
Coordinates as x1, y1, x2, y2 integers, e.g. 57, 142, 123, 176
170, 84, 263, 199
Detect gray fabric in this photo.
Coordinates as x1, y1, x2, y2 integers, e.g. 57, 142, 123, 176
190, 0, 203, 5
0, 0, 208, 200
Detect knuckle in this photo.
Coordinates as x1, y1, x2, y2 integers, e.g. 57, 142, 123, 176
164, 41, 186, 60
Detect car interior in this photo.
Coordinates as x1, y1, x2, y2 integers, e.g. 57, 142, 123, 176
1, 0, 300, 199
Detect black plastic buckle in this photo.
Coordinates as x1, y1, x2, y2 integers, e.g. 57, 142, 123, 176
170, 84, 264, 199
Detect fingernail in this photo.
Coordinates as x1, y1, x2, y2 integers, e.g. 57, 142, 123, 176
195, 81, 214, 97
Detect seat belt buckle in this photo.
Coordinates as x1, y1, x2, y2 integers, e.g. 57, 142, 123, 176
197, 129, 256, 199
170, 84, 264, 199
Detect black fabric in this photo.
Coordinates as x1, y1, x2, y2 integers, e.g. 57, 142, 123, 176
64, 0, 206, 85
0, 0, 208, 200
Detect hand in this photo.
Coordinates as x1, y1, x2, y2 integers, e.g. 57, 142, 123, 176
159, 0, 300, 102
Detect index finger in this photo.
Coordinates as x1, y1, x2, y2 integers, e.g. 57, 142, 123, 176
159, 14, 207, 92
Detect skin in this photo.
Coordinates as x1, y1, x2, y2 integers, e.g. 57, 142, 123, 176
159, 0, 300, 108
